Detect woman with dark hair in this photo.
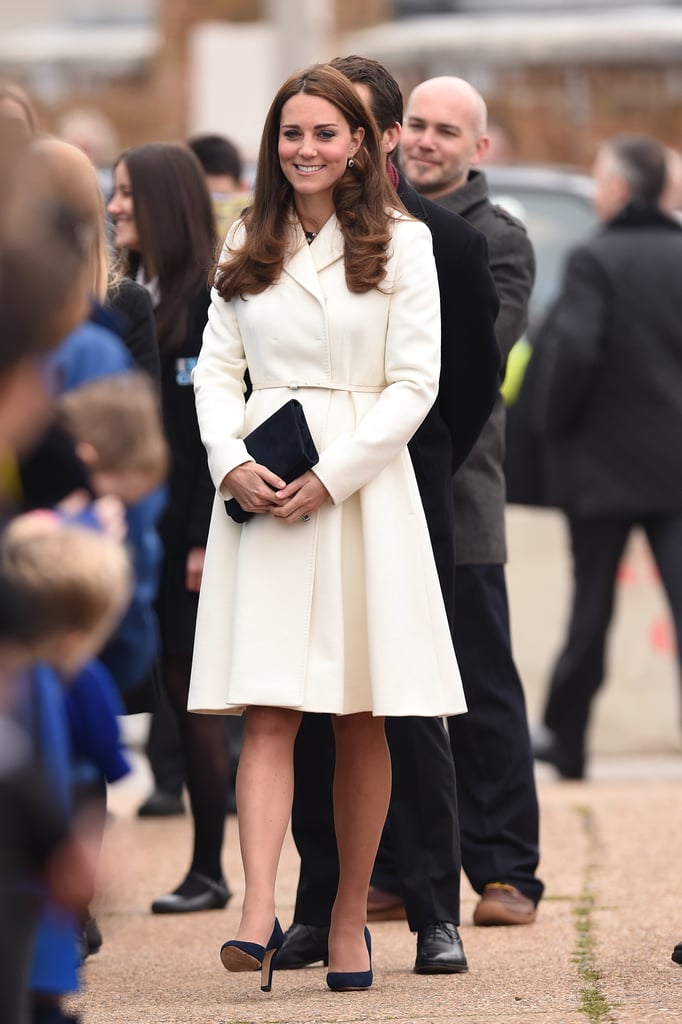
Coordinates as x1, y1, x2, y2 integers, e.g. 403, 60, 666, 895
188, 64, 466, 992
108, 143, 232, 914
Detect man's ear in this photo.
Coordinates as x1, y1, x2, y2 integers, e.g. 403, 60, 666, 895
471, 134, 491, 167
383, 122, 402, 157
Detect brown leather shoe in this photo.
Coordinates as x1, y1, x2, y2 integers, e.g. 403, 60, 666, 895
473, 883, 536, 926
366, 886, 407, 921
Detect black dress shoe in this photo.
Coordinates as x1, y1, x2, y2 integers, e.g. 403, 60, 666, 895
151, 872, 231, 914
672, 941, 682, 965
274, 922, 330, 969
532, 725, 585, 780
414, 922, 468, 974
137, 790, 186, 817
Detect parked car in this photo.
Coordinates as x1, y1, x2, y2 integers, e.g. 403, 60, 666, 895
485, 163, 597, 332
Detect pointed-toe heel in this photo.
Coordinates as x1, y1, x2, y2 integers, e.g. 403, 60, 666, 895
220, 918, 284, 992
326, 927, 373, 992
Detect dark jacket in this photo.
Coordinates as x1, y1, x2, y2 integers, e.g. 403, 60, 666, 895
537, 201, 682, 517
104, 277, 161, 384
398, 170, 500, 623
158, 287, 214, 555
437, 169, 535, 564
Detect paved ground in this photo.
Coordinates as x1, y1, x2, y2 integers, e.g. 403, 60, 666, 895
68, 508, 682, 1023
69, 761, 682, 1024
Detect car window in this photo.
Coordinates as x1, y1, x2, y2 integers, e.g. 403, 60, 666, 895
489, 187, 597, 328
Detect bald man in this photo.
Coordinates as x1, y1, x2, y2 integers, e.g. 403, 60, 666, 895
395, 76, 544, 926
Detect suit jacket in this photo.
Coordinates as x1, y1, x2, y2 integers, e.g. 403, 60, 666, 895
397, 171, 500, 620
537, 201, 682, 517
189, 212, 466, 718
437, 169, 535, 564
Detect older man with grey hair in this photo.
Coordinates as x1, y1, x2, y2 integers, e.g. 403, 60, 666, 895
533, 135, 682, 806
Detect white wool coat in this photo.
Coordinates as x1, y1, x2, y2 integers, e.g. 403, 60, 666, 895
187, 212, 466, 718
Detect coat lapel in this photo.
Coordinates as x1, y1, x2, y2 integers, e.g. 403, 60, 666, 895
283, 215, 345, 304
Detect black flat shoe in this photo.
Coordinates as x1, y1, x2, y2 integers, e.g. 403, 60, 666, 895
137, 790, 185, 817
414, 922, 468, 974
151, 872, 231, 914
672, 941, 682, 964
274, 922, 330, 969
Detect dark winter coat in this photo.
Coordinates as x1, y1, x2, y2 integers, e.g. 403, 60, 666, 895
537, 201, 682, 517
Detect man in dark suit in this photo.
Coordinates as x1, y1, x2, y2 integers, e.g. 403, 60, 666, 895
276, 55, 500, 975
399, 76, 543, 926
532, 135, 682, 785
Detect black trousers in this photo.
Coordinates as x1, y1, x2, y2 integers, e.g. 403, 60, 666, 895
447, 565, 543, 904
291, 712, 461, 931
543, 513, 682, 756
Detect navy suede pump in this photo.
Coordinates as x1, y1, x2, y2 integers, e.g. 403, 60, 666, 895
326, 927, 373, 992
220, 918, 284, 992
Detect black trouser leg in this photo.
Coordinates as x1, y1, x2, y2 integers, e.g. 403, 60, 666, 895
449, 564, 543, 904
543, 518, 631, 755
380, 716, 460, 930
643, 513, 682, 726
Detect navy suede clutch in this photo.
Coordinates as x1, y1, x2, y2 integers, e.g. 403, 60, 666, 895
224, 398, 319, 524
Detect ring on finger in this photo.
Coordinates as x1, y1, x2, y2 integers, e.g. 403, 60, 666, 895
301, 513, 312, 523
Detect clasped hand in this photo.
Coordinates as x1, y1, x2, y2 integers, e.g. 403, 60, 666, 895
223, 462, 329, 523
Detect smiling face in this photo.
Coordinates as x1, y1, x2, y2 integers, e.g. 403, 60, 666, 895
108, 159, 139, 250
277, 92, 363, 219
400, 79, 489, 200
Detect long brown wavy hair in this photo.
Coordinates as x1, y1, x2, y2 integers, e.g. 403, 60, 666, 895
214, 63, 403, 301
113, 143, 216, 351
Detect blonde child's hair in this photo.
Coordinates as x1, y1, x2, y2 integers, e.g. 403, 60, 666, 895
0, 512, 133, 648
55, 372, 168, 485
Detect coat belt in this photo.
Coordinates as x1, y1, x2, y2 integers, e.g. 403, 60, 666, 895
250, 380, 385, 393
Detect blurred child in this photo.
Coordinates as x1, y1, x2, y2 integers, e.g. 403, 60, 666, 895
0, 513, 132, 1024
54, 371, 168, 507
1, 512, 132, 674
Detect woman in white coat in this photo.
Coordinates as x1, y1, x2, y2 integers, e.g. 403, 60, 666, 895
189, 64, 466, 992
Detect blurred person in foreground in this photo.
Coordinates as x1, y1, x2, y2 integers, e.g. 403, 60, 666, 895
0, 512, 132, 1024
396, 75, 543, 927
17, 137, 164, 708
531, 136, 682, 791
0, 127, 106, 1024
0, 80, 38, 138
276, 54, 500, 976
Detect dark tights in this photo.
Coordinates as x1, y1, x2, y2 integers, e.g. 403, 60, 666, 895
162, 655, 230, 883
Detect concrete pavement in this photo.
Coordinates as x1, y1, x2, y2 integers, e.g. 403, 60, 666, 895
69, 759, 682, 1024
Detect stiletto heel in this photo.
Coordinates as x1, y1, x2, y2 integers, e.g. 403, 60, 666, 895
220, 918, 284, 992
326, 927, 373, 992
